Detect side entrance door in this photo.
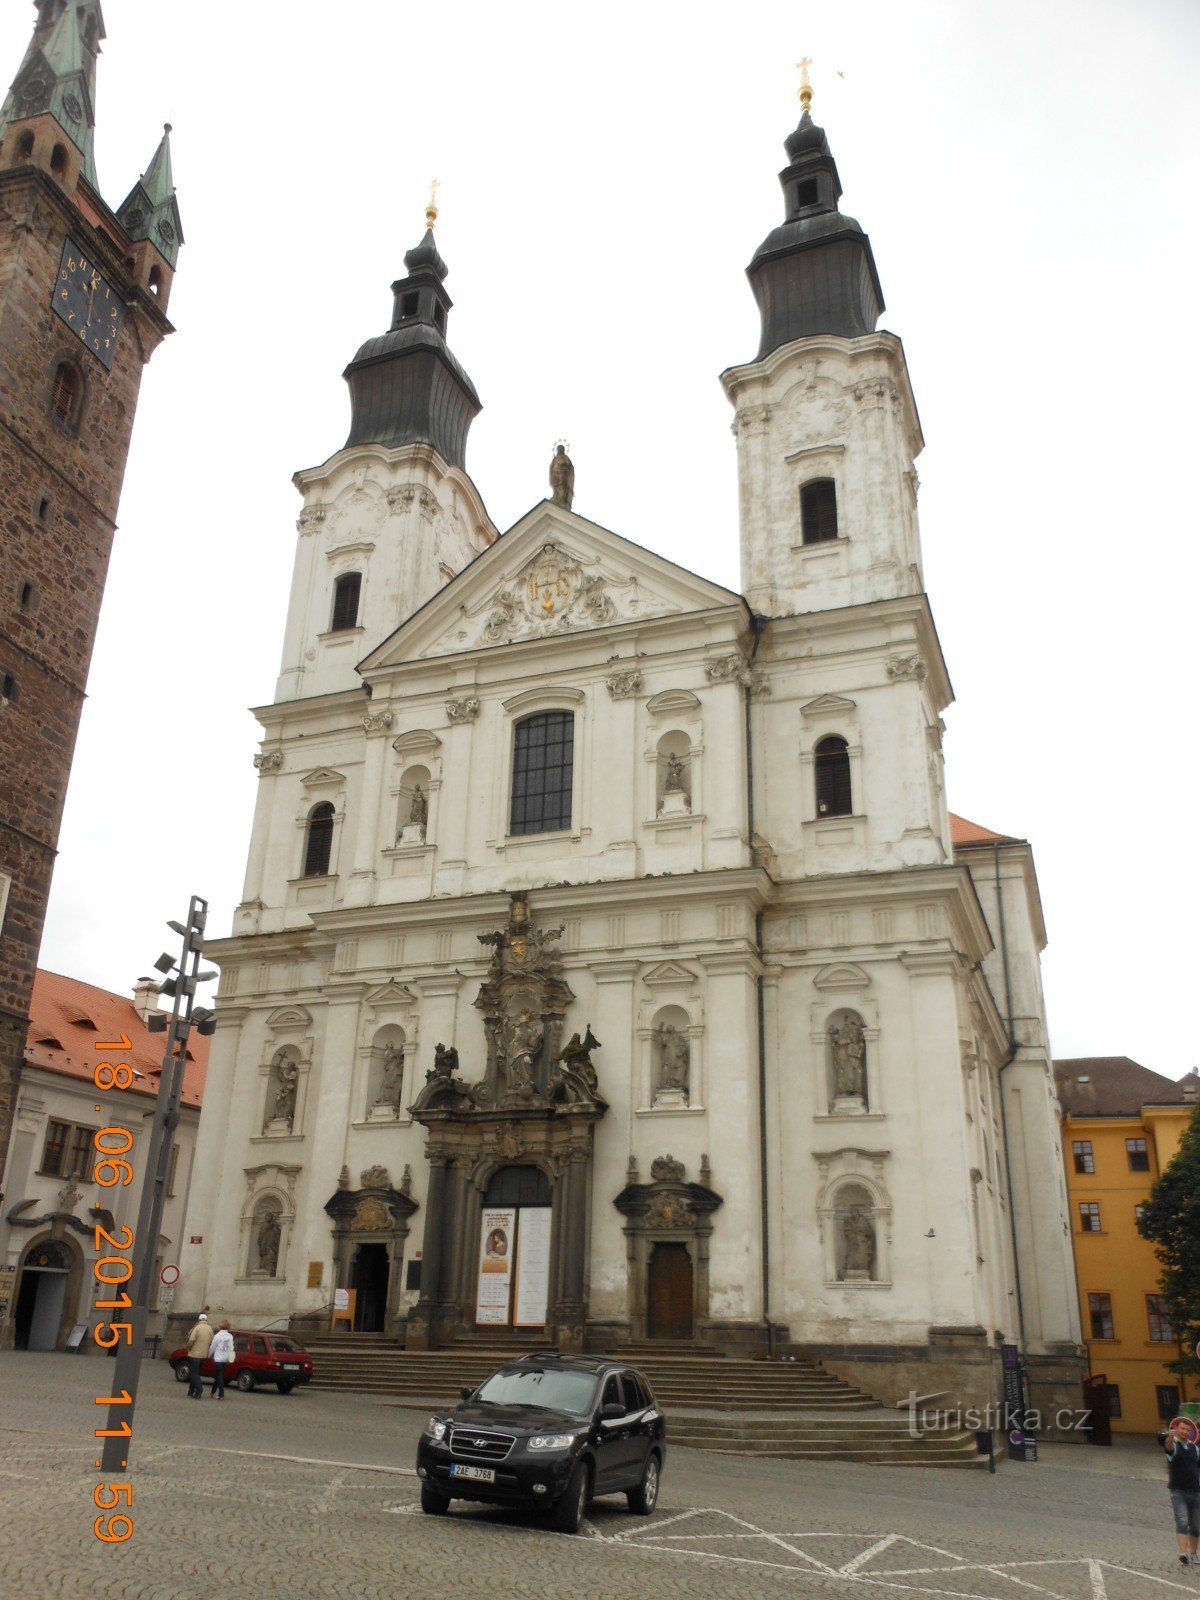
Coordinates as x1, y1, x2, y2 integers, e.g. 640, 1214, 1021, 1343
646, 1242, 693, 1341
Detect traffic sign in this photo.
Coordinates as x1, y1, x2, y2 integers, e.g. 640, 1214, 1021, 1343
159, 1264, 180, 1287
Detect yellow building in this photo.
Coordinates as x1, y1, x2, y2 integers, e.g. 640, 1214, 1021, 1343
1056, 1058, 1199, 1434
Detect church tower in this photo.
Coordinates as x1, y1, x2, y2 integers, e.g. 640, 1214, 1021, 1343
275, 194, 496, 705
0, 1, 180, 1181
722, 76, 923, 619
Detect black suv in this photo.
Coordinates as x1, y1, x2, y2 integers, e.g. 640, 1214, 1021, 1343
416, 1353, 666, 1534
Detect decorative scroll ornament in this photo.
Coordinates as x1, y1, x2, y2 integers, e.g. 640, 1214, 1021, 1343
650, 1153, 686, 1184
605, 669, 643, 699
297, 505, 326, 534
254, 751, 283, 773
360, 1165, 390, 1190
361, 710, 395, 734
445, 697, 480, 724
646, 1190, 691, 1228
704, 655, 770, 696
351, 1197, 390, 1231
479, 543, 618, 644
886, 655, 926, 683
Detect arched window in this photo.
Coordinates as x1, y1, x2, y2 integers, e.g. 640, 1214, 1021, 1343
50, 362, 79, 429
330, 572, 361, 632
148, 265, 163, 298
16, 131, 34, 161
814, 735, 852, 817
50, 143, 68, 177
485, 1166, 551, 1206
801, 478, 838, 545
302, 802, 335, 877
510, 711, 574, 835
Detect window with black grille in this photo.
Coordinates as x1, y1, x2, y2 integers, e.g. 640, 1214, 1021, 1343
1072, 1140, 1094, 1175
1125, 1137, 1150, 1172
1078, 1202, 1101, 1233
330, 572, 361, 632
509, 712, 574, 835
303, 802, 335, 877
801, 478, 838, 544
814, 735, 852, 816
1147, 1294, 1174, 1342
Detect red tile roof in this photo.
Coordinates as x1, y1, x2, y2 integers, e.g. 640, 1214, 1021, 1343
949, 812, 1019, 847
25, 970, 209, 1109
1053, 1056, 1178, 1117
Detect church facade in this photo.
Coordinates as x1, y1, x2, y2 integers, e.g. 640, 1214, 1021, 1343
181, 100, 1083, 1414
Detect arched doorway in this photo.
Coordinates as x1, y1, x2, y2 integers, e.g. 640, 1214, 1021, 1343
647, 1242, 693, 1341
351, 1243, 390, 1332
14, 1240, 74, 1350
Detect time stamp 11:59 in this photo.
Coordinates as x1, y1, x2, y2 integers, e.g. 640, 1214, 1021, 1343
89, 1034, 140, 1543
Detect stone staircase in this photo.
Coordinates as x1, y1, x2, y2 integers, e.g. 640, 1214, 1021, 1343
301, 1335, 982, 1467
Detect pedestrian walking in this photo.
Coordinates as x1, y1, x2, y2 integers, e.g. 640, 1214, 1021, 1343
184, 1313, 213, 1399
1158, 1418, 1200, 1567
209, 1320, 235, 1400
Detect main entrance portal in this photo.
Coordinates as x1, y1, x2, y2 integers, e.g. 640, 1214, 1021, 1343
474, 1166, 552, 1329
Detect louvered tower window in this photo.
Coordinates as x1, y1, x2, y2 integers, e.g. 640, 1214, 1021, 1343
330, 573, 361, 632
303, 802, 335, 877
50, 363, 78, 427
801, 479, 838, 544
814, 735, 852, 817
510, 712, 574, 835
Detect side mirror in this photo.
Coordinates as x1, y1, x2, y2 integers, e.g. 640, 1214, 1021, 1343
460, 1387, 474, 1401
601, 1402, 625, 1421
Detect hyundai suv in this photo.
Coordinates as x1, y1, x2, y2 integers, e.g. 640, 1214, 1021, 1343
416, 1353, 666, 1534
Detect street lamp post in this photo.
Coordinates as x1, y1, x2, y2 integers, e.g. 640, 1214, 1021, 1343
99, 896, 216, 1474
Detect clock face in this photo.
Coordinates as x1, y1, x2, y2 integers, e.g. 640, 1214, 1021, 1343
53, 239, 124, 371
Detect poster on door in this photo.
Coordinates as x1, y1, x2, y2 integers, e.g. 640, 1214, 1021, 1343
514, 1207, 552, 1327
475, 1207, 516, 1325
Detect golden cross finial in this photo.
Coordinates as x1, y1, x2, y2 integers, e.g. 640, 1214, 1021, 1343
796, 57, 813, 115
425, 177, 440, 230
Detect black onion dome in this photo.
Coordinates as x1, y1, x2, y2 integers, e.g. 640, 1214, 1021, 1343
746, 112, 884, 356
403, 229, 448, 279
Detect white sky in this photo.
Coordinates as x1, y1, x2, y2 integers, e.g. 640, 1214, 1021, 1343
6, 0, 1197, 1075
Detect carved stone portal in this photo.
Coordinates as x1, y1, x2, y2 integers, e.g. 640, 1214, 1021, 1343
321, 1171, 419, 1338
614, 1154, 723, 1345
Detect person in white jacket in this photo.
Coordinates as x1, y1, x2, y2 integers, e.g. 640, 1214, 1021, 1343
209, 1321, 235, 1400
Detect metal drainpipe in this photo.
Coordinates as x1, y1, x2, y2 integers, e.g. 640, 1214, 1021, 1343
744, 616, 771, 1352
993, 843, 1027, 1347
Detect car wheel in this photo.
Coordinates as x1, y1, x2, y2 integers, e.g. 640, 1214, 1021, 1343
420, 1484, 450, 1516
626, 1452, 660, 1515
277, 1380, 295, 1394
550, 1461, 590, 1535
174, 1361, 190, 1384
236, 1370, 255, 1392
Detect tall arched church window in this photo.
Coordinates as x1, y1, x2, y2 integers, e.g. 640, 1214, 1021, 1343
509, 712, 574, 835
800, 478, 838, 544
330, 572, 361, 632
303, 802, 335, 877
814, 735, 852, 817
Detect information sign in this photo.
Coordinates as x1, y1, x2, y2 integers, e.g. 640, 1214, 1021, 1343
514, 1208, 552, 1327
475, 1207, 516, 1325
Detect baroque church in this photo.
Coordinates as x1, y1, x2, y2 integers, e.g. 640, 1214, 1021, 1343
182, 82, 1083, 1415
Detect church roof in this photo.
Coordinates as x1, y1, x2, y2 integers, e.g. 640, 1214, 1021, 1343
25, 969, 209, 1109
1053, 1056, 1180, 1117
949, 813, 1020, 847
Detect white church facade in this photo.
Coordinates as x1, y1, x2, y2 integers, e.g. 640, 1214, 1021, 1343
180, 97, 1083, 1416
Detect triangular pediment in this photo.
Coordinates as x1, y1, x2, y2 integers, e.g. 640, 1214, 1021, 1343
265, 1005, 313, 1032
800, 694, 857, 719
813, 963, 871, 991
360, 501, 743, 673
363, 981, 418, 1010
641, 960, 700, 988
300, 767, 347, 788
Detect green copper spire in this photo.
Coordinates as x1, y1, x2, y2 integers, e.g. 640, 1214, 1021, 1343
117, 124, 183, 268
0, 1, 106, 186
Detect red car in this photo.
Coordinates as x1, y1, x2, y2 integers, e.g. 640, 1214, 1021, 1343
169, 1330, 314, 1394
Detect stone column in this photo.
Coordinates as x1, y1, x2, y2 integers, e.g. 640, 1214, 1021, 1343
408, 1154, 449, 1349
555, 1141, 590, 1351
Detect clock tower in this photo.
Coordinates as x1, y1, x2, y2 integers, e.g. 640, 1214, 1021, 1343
0, 1, 182, 1185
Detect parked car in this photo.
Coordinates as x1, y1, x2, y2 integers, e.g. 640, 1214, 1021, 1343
168, 1330, 313, 1394
416, 1352, 666, 1534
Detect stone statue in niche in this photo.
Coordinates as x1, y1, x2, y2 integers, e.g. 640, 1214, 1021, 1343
841, 1207, 875, 1280
654, 1024, 690, 1106
373, 1043, 404, 1112
398, 783, 428, 845
549, 443, 575, 510
829, 1014, 867, 1105
506, 1010, 543, 1094
256, 1210, 281, 1276
267, 1056, 299, 1131
664, 752, 685, 793
658, 750, 691, 817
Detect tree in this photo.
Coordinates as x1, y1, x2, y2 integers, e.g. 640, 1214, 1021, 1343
1139, 1101, 1200, 1378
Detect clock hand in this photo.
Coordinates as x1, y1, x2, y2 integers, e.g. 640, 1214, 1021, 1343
86, 269, 99, 322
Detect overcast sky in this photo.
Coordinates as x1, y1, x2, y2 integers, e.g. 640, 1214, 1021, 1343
7, 0, 1197, 1075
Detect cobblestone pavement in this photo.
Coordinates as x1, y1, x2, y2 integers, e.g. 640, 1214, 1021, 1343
0, 1352, 1194, 1600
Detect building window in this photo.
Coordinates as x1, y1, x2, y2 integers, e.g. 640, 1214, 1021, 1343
509, 712, 574, 835
17, 131, 34, 160
1147, 1294, 1174, 1343
800, 478, 838, 544
330, 572, 361, 632
400, 292, 419, 318
40, 1120, 69, 1176
814, 735, 852, 817
39, 1119, 96, 1178
1106, 1384, 1122, 1419
1158, 1385, 1181, 1421
1078, 1202, 1101, 1233
796, 178, 819, 208
50, 143, 68, 177
50, 361, 79, 428
302, 802, 335, 877
1126, 1138, 1150, 1172
1088, 1292, 1114, 1340
1, 671, 17, 704
1072, 1140, 1095, 1175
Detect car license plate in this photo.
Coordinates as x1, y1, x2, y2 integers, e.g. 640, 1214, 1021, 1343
281, 1363, 300, 1370
450, 1464, 495, 1483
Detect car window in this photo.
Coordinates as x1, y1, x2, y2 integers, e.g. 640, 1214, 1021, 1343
601, 1374, 623, 1411
251, 1336, 267, 1355
621, 1373, 643, 1412
271, 1337, 301, 1353
233, 1335, 250, 1354
473, 1367, 599, 1416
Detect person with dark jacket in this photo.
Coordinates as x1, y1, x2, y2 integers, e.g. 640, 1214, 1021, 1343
1159, 1418, 1200, 1566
